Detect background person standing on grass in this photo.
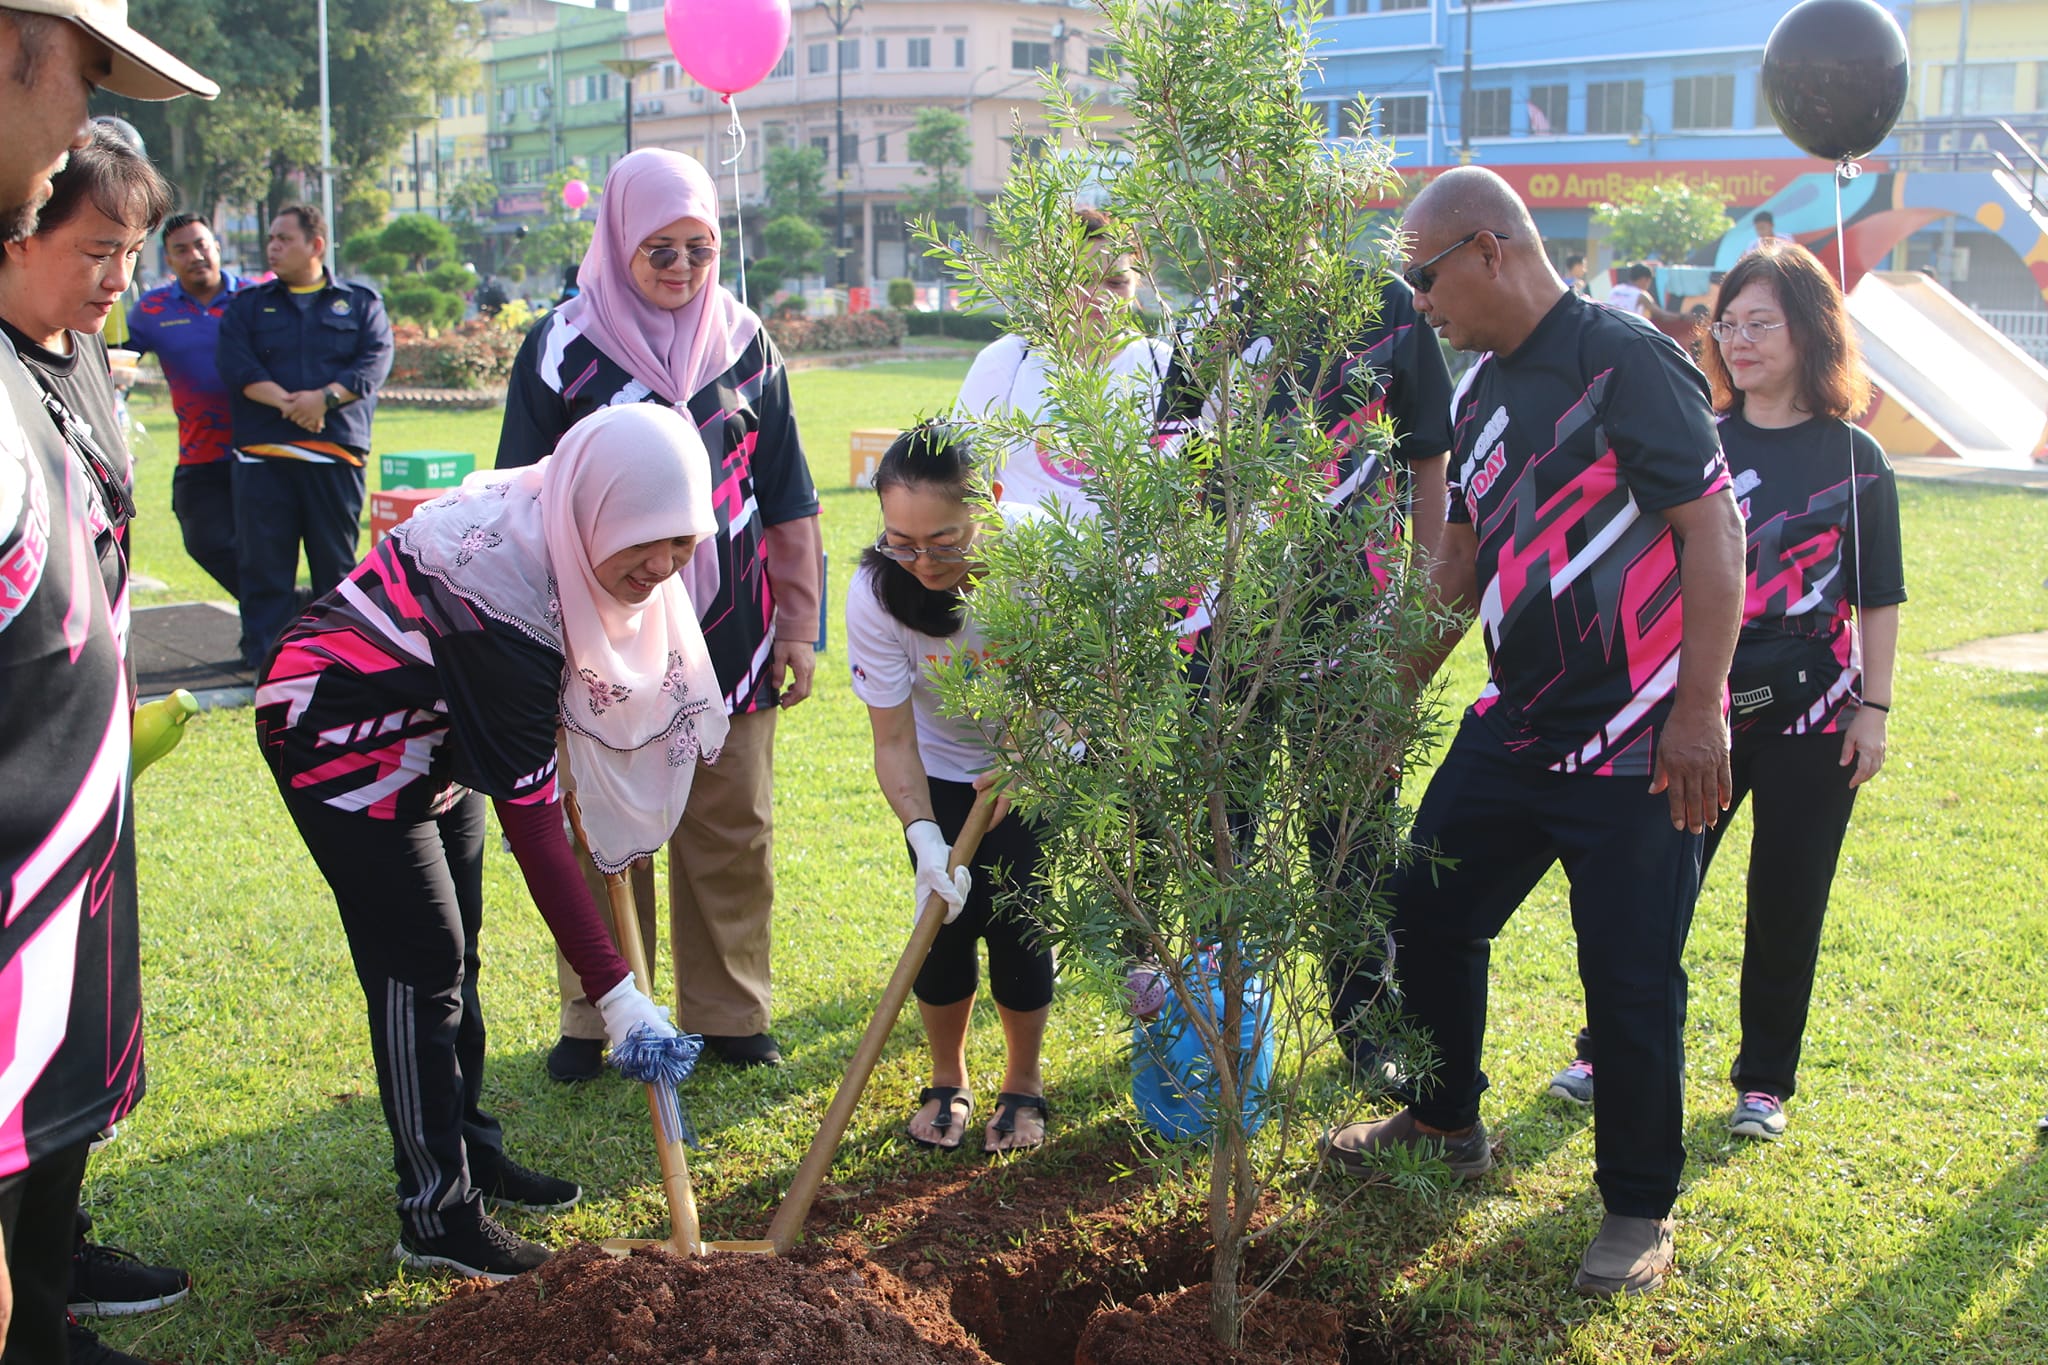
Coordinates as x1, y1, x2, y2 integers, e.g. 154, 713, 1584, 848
254, 403, 720, 1283
124, 212, 248, 603
954, 207, 1169, 519
1544, 240, 1906, 1145
215, 203, 392, 669
846, 424, 1054, 1155
1319, 166, 1745, 1300
0, 2, 214, 1360
498, 148, 821, 1077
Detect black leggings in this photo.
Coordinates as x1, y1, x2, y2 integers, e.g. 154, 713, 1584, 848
908, 777, 1054, 1012
1573, 726, 1859, 1102
280, 787, 513, 1242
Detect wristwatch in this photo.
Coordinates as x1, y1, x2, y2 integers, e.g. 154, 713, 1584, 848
323, 386, 346, 411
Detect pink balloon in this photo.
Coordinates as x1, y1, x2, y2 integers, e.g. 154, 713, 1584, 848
666, 0, 791, 97
562, 179, 589, 210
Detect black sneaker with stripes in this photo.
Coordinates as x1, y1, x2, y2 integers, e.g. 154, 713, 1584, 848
478, 1157, 581, 1213
396, 1204, 550, 1282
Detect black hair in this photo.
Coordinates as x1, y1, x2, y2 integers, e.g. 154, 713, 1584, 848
1754, 211, 1775, 226
1626, 263, 1655, 283
1564, 252, 1584, 269
18, 121, 173, 245
275, 202, 325, 243
859, 421, 977, 638
161, 211, 208, 244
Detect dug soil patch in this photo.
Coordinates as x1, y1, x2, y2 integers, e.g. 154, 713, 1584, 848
323, 1146, 1441, 1364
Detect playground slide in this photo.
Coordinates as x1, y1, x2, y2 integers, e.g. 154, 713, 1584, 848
1849, 271, 2048, 468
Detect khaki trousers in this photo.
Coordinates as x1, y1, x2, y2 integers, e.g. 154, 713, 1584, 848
556, 705, 779, 1039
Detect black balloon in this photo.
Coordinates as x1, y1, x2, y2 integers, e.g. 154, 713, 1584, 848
1761, 0, 1909, 162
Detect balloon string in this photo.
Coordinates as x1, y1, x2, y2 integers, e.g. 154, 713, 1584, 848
724, 96, 749, 310
1835, 155, 1864, 677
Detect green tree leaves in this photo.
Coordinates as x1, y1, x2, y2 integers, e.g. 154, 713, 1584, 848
1592, 178, 1735, 264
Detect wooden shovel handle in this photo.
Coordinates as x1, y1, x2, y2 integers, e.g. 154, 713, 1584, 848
766, 789, 1000, 1253
563, 793, 703, 1255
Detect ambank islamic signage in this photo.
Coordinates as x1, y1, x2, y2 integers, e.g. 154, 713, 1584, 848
1388, 158, 1862, 208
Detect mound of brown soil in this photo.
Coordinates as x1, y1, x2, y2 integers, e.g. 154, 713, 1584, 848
1075, 1285, 1344, 1364
322, 1241, 996, 1365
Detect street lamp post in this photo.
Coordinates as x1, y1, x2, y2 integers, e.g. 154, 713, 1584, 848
601, 56, 660, 158
400, 112, 438, 217
820, 0, 863, 289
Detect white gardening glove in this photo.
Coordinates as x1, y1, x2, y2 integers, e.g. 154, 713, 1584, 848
596, 976, 675, 1050
907, 819, 972, 927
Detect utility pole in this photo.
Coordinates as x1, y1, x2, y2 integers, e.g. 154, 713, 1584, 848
1938, 0, 1972, 287
820, 0, 863, 288
1458, 0, 1475, 164
317, 0, 335, 275
601, 56, 660, 158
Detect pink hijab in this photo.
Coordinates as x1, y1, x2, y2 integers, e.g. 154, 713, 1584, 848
559, 149, 761, 402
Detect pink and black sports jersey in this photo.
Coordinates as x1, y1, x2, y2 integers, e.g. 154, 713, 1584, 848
496, 315, 817, 716
254, 537, 564, 821
1449, 291, 1731, 777
0, 344, 139, 1178
1722, 413, 1906, 736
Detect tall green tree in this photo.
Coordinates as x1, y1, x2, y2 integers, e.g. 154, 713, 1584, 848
902, 106, 971, 226
761, 145, 828, 229
919, 0, 1441, 1348
1592, 178, 1734, 264
99, 0, 470, 219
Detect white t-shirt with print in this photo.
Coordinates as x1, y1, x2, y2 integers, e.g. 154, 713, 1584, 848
955, 332, 1171, 518
845, 565, 999, 785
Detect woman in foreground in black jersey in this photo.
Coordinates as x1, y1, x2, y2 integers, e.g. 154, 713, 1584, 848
1546, 241, 1905, 1143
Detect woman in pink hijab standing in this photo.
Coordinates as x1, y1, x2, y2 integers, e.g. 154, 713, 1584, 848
498, 149, 822, 1077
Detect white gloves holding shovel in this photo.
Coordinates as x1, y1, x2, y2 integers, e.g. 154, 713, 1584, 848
597, 976, 676, 1050
907, 819, 972, 928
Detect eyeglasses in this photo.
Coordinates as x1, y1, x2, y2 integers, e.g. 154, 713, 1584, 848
639, 243, 718, 271
1708, 319, 1788, 345
1401, 229, 1509, 294
37, 387, 134, 528
873, 536, 972, 564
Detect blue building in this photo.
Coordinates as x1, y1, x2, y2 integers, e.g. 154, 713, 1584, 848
1305, 0, 1904, 267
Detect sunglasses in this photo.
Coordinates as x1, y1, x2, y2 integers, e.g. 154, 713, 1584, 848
873, 536, 972, 564
1708, 319, 1788, 345
38, 386, 134, 528
1402, 229, 1509, 294
639, 243, 718, 271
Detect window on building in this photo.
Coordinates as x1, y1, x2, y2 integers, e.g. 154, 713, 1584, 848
839, 37, 859, 71
1672, 73, 1735, 130
1940, 62, 2018, 115
954, 37, 967, 68
763, 120, 790, 150
1381, 93, 1428, 138
438, 95, 453, 118
1464, 86, 1511, 138
1010, 134, 1050, 165
771, 44, 794, 79
841, 131, 859, 165
1586, 79, 1644, 135
907, 36, 931, 68
662, 62, 678, 91
1013, 40, 1052, 71
1527, 83, 1568, 135
875, 132, 889, 161
875, 38, 886, 69
811, 134, 831, 158
809, 42, 830, 74
1381, 0, 1428, 10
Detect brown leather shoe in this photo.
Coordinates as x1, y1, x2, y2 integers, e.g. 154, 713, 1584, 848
1319, 1107, 1493, 1181
1573, 1213, 1676, 1297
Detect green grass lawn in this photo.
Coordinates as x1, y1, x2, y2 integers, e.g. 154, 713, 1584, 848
96, 378, 2048, 1362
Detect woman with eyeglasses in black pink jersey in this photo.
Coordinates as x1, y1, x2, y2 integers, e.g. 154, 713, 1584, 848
1546, 241, 1905, 1144
845, 424, 1055, 1156
497, 149, 822, 1076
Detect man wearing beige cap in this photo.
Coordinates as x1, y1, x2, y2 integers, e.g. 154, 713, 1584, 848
0, 4, 212, 1360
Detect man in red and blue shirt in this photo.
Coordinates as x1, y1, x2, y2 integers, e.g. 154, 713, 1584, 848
1321, 168, 1746, 1298
125, 212, 247, 599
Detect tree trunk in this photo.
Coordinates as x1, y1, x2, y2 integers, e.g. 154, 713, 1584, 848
1207, 1132, 1243, 1350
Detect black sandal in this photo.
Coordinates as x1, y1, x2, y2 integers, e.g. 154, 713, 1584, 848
984, 1092, 1050, 1154
908, 1085, 973, 1150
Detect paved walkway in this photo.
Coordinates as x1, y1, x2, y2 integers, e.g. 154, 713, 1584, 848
1892, 456, 2048, 493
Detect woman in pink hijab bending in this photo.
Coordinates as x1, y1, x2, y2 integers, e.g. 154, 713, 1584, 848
498, 149, 822, 1078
